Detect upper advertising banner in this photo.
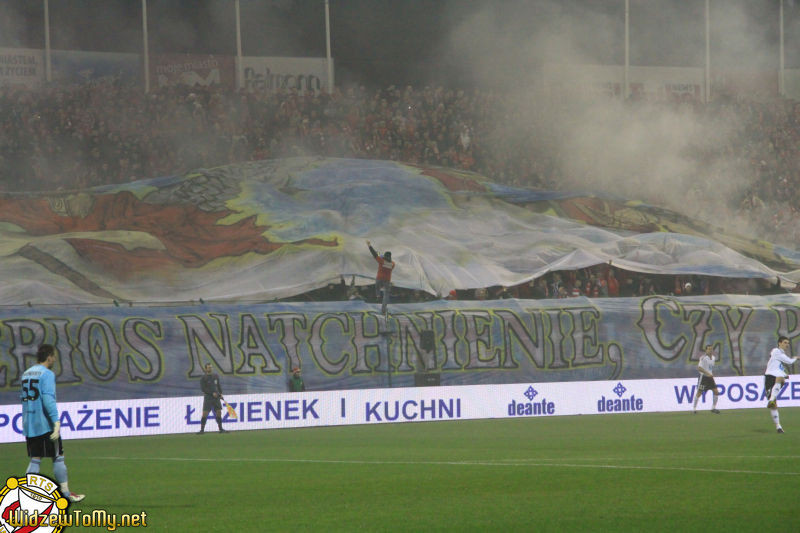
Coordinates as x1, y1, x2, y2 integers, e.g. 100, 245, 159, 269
543, 64, 707, 102
151, 53, 235, 89
51, 50, 141, 86
0, 48, 44, 88
239, 56, 331, 92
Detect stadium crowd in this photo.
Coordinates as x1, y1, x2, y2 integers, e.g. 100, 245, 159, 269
296, 265, 786, 304
2, 81, 798, 203
0, 80, 797, 298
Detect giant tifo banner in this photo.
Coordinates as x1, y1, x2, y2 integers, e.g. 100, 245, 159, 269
1, 375, 797, 443
0, 296, 799, 407
0, 158, 796, 306
0, 48, 44, 87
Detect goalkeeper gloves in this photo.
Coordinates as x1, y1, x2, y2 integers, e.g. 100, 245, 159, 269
50, 421, 61, 441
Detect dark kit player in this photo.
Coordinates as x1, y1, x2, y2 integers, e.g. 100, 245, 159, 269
197, 363, 227, 434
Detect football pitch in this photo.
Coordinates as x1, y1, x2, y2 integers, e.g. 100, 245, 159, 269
1, 408, 799, 532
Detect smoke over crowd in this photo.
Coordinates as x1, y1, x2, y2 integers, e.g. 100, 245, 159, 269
0, 0, 799, 248
439, 0, 800, 245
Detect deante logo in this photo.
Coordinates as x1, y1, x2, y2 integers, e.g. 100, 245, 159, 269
507, 386, 555, 416
597, 382, 644, 413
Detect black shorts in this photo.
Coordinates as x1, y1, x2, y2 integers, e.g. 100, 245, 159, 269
764, 375, 778, 396
26, 433, 63, 458
697, 375, 716, 393
202, 395, 222, 412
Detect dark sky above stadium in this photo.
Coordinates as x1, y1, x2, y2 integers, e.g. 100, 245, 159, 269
1, 0, 800, 88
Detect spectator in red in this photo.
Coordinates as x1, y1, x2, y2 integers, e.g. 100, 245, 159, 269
367, 240, 395, 316
606, 269, 620, 297
571, 280, 583, 298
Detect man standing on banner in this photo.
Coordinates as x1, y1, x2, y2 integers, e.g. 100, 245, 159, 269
764, 336, 798, 434
367, 240, 395, 316
21, 344, 85, 502
197, 363, 227, 434
693, 345, 721, 414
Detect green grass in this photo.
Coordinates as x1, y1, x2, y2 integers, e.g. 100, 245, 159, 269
2, 409, 799, 532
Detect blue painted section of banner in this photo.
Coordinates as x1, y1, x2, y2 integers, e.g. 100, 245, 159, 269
0, 294, 798, 405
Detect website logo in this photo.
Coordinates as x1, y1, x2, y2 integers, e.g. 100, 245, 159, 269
0, 473, 67, 532
1, 474, 149, 531
507, 386, 555, 416
597, 382, 644, 412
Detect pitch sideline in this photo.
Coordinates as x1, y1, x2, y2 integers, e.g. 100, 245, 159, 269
94, 456, 800, 476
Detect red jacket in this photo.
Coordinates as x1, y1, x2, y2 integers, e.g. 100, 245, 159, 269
374, 255, 395, 281
369, 245, 395, 282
